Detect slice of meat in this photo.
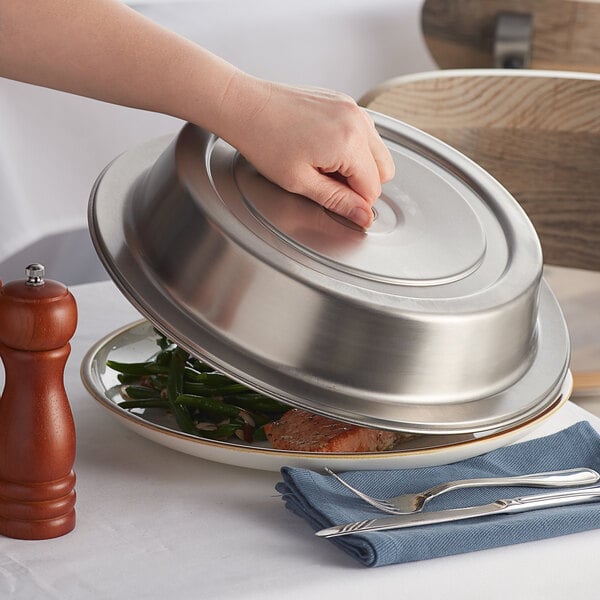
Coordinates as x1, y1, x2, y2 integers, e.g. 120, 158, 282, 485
263, 408, 412, 452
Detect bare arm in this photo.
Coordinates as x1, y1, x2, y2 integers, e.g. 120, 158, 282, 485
0, 0, 394, 227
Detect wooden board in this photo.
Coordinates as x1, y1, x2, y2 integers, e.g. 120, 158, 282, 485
361, 71, 600, 272
422, 0, 600, 73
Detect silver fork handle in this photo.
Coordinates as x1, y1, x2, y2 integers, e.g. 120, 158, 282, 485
421, 468, 600, 503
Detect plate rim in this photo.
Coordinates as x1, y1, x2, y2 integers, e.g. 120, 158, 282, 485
88, 125, 570, 434
80, 319, 571, 466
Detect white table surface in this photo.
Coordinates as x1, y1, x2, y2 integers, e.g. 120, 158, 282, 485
1, 279, 599, 600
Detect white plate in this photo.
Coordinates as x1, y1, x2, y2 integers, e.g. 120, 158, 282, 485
81, 320, 572, 472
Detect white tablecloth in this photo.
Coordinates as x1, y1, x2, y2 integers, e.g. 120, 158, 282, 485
1, 280, 599, 600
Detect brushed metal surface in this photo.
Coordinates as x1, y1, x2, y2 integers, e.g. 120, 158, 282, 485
88, 112, 570, 433
317, 486, 600, 537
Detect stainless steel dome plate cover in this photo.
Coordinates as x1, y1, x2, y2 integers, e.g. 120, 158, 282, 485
88, 112, 570, 434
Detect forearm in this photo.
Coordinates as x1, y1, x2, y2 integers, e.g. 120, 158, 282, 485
0, 0, 245, 136
0, 0, 394, 227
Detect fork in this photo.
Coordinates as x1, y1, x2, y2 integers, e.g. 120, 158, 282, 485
323, 466, 600, 514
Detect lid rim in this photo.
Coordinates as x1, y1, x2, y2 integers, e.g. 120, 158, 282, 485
87, 117, 568, 433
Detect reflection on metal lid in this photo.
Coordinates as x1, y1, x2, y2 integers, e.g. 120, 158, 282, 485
237, 147, 488, 285
88, 111, 569, 434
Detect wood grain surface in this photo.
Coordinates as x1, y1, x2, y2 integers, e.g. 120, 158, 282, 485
0, 278, 77, 539
362, 70, 600, 272
422, 0, 600, 72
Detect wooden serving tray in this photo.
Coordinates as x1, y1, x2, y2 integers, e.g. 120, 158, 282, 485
422, 0, 600, 73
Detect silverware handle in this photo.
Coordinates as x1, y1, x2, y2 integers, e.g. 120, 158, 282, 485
316, 486, 600, 537
503, 485, 600, 513
422, 468, 599, 502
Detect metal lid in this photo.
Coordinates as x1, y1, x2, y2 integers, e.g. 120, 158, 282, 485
88, 112, 570, 434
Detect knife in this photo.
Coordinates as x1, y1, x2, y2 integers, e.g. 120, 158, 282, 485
316, 486, 600, 538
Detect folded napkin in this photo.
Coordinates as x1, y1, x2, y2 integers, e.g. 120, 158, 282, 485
276, 421, 600, 567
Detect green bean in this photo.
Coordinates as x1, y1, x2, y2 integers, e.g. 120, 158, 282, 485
155, 349, 173, 367
182, 366, 228, 382
117, 373, 143, 385
252, 426, 267, 442
183, 382, 250, 396
154, 328, 173, 350
118, 399, 170, 409
112, 331, 291, 444
183, 366, 204, 381
167, 349, 197, 435
198, 422, 244, 441
107, 360, 167, 376
121, 385, 162, 400
183, 370, 237, 386
176, 394, 242, 419
248, 413, 272, 428
148, 374, 169, 389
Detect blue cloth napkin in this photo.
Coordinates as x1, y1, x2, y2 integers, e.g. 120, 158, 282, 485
276, 421, 600, 567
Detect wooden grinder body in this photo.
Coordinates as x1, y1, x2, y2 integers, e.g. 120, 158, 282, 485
0, 272, 77, 539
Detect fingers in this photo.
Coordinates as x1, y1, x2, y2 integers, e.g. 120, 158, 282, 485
302, 169, 374, 229
325, 132, 394, 227
337, 148, 383, 207
318, 114, 395, 216
367, 120, 396, 184
358, 108, 395, 186
297, 123, 393, 228
331, 110, 394, 217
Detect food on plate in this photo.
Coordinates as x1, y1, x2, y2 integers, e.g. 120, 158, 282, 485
107, 329, 291, 443
264, 408, 415, 452
108, 327, 418, 451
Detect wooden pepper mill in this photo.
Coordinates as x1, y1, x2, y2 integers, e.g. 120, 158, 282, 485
0, 264, 77, 539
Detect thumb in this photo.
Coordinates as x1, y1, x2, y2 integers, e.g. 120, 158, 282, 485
301, 170, 374, 228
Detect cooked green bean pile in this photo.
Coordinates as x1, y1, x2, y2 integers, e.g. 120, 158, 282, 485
107, 329, 291, 442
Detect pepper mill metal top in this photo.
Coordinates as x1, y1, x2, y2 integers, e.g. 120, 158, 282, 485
25, 263, 45, 286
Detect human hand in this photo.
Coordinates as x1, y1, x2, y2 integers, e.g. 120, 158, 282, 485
0, 1, 393, 229
218, 75, 395, 228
